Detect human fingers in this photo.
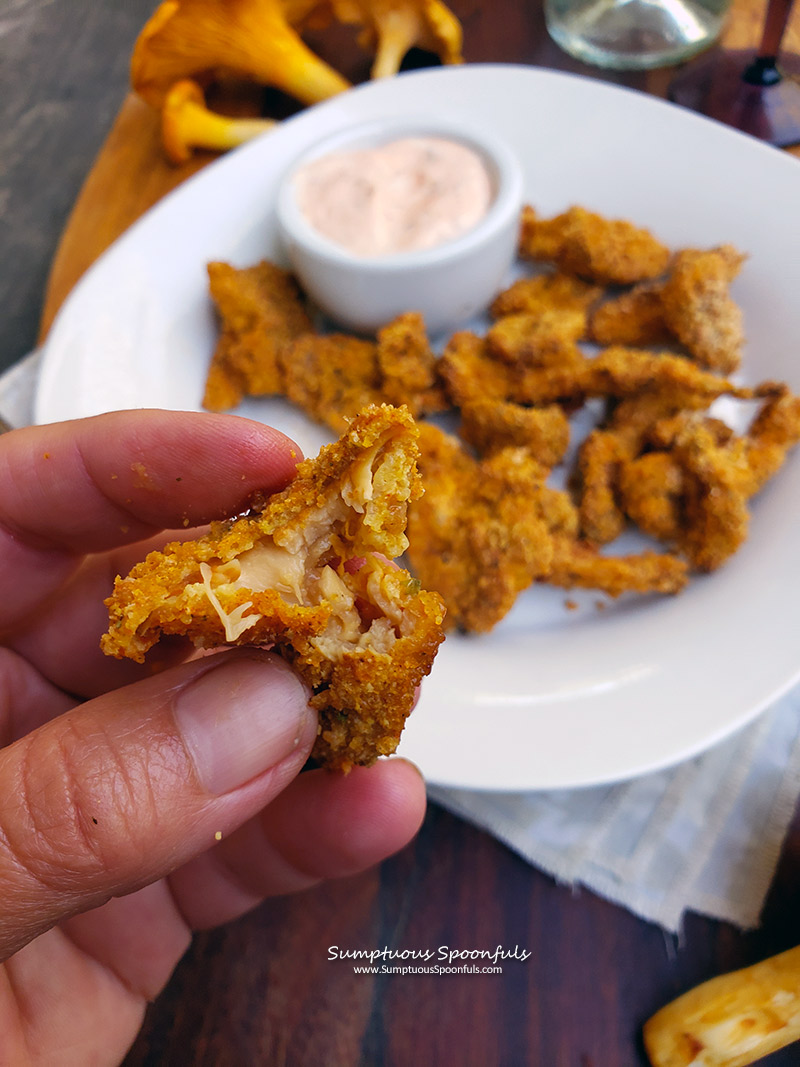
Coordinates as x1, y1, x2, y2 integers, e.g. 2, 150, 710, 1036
9, 549, 198, 700
169, 759, 427, 929
0, 648, 316, 961
9, 547, 402, 701
0, 647, 76, 747
0, 409, 300, 631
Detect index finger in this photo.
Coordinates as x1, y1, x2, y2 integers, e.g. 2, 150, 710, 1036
0, 409, 301, 631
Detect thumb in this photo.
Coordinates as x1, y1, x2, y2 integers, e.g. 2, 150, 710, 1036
0, 649, 316, 960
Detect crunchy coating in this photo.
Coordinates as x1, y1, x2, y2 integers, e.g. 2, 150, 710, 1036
487, 272, 601, 356
618, 451, 685, 543
663, 390, 800, 571
459, 397, 570, 468
589, 283, 671, 347
615, 388, 800, 570
667, 421, 752, 571
102, 405, 446, 772
279, 314, 448, 434
519, 204, 671, 285
439, 330, 520, 406
586, 347, 754, 402
745, 385, 800, 492
440, 330, 589, 407
605, 390, 710, 454
660, 245, 746, 373
576, 430, 627, 545
442, 335, 754, 410
279, 332, 383, 434
376, 311, 448, 416
203, 260, 313, 411
575, 385, 747, 547
490, 271, 602, 320
406, 424, 553, 632
486, 310, 587, 362
546, 539, 689, 597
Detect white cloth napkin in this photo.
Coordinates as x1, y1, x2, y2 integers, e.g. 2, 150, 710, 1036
431, 688, 800, 931
7, 351, 800, 933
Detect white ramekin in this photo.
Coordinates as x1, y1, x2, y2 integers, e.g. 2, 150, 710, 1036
276, 115, 524, 336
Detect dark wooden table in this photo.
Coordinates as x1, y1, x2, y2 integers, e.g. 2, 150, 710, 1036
5, 1, 800, 1064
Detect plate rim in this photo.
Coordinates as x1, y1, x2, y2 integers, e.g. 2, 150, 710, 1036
36, 62, 800, 790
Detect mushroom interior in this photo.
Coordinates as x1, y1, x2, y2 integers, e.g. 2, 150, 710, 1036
196, 428, 416, 657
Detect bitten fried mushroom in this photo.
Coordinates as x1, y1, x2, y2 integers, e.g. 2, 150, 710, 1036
102, 405, 446, 772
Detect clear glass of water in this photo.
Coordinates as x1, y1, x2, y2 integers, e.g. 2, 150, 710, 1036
545, 0, 731, 70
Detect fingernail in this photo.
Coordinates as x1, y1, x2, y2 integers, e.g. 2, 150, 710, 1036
174, 652, 313, 795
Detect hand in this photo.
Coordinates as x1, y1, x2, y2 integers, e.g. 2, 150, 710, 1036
0, 410, 426, 1066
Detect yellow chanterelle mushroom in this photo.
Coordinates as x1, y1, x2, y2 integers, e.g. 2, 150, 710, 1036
331, 0, 463, 79
131, 0, 351, 110
161, 79, 278, 164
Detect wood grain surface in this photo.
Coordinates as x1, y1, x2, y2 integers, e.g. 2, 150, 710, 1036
8, 0, 800, 1063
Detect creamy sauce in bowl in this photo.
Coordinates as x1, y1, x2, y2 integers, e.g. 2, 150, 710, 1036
292, 136, 493, 258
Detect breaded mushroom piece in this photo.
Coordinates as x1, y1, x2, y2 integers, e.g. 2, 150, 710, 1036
669, 420, 754, 572
279, 314, 448, 434
589, 283, 672, 347
406, 424, 553, 632
102, 405, 446, 772
487, 310, 588, 361
618, 451, 686, 543
203, 260, 313, 412
576, 430, 628, 546
661, 388, 800, 572
519, 205, 672, 285
488, 272, 601, 352
439, 330, 520, 406
440, 330, 589, 408
376, 311, 448, 416
546, 539, 689, 597
441, 336, 753, 411
280, 332, 384, 434
615, 389, 800, 568
744, 385, 800, 492
587, 347, 756, 404
459, 397, 570, 468
490, 271, 602, 320
660, 245, 746, 374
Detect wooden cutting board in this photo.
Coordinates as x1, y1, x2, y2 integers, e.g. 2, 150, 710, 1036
37, 94, 209, 339
37, 0, 800, 340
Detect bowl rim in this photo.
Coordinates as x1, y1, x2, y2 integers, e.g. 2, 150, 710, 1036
275, 114, 524, 273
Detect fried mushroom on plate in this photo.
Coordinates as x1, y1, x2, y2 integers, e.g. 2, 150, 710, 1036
195, 200, 800, 638
102, 405, 446, 772
203, 260, 313, 412
588, 245, 746, 373
406, 422, 554, 633
518, 204, 671, 285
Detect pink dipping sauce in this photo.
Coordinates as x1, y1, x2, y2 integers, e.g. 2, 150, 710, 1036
291, 136, 493, 258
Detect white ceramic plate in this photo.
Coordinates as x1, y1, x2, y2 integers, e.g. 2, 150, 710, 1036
37, 65, 800, 790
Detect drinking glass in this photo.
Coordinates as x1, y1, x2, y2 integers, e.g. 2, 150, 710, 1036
545, 0, 732, 69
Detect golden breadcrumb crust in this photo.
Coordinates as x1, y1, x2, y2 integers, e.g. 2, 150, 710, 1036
102, 405, 446, 772
194, 202, 800, 637
203, 260, 312, 411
